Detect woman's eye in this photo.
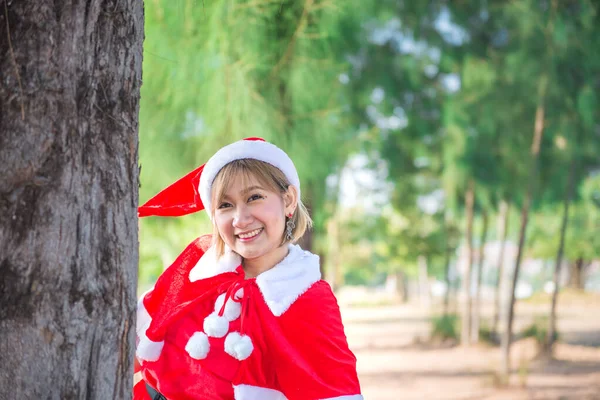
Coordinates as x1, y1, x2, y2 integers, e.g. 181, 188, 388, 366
218, 202, 232, 209
248, 194, 263, 202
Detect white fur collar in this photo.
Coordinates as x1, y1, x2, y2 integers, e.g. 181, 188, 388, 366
189, 245, 242, 281
189, 244, 321, 316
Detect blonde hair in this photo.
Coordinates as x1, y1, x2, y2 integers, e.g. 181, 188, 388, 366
210, 159, 312, 257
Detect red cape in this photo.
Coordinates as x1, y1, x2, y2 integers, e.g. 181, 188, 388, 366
134, 236, 362, 400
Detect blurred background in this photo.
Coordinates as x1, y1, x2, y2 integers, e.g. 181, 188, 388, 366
138, 1, 600, 399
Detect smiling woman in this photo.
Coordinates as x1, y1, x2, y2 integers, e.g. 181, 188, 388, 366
211, 159, 311, 278
134, 138, 362, 400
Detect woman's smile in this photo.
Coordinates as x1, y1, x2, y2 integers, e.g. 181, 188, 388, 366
236, 228, 264, 241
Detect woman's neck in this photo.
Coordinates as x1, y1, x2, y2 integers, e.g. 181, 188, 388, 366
242, 244, 290, 279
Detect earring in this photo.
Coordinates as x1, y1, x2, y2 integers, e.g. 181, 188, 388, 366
285, 215, 295, 241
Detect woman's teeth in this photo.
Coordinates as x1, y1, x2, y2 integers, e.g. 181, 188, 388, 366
238, 228, 262, 239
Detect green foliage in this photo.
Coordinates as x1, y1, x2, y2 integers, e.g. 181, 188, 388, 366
344, 267, 385, 287
334, 205, 453, 284
528, 173, 600, 263
139, 0, 371, 285
478, 322, 498, 345
577, 85, 597, 129
521, 316, 559, 349
343, 0, 599, 288
430, 314, 459, 342
137, 0, 600, 294
140, 0, 363, 196
138, 214, 212, 291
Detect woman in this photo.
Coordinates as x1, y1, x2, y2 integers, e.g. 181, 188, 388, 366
134, 138, 362, 400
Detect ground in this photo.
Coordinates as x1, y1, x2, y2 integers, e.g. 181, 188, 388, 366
340, 293, 600, 400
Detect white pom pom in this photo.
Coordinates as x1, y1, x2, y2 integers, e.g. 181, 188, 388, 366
214, 290, 243, 322
136, 333, 164, 362
224, 332, 254, 361
203, 312, 229, 338
185, 332, 210, 360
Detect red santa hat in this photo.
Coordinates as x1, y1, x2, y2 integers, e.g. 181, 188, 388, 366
138, 137, 301, 218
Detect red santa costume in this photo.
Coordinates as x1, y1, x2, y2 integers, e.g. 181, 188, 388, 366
134, 138, 362, 400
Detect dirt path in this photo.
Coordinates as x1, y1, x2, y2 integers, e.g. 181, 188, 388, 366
341, 301, 600, 400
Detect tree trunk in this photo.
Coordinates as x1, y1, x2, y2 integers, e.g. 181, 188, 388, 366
0, 1, 143, 399
568, 257, 586, 290
326, 215, 342, 292
442, 211, 454, 316
298, 182, 315, 250
443, 242, 452, 316
396, 270, 408, 303
298, 215, 314, 252
492, 200, 510, 338
472, 210, 488, 343
461, 180, 475, 346
501, 74, 548, 380
298, 182, 327, 277
546, 158, 576, 354
418, 255, 430, 308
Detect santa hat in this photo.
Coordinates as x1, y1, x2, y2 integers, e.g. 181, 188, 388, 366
138, 137, 301, 218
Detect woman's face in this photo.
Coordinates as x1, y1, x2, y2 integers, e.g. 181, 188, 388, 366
213, 172, 291, 268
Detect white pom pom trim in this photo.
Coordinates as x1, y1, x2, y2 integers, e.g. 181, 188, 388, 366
136, 332, 165, 362
185, 332, 210, 360
214, 289, 243, 322
203, 311, 229, 338
224, 332, 254, 361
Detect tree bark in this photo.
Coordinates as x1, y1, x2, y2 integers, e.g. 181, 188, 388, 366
546, 158, 576, 354
568, 257, 586, 290
0, 1, 143, 399
501, 74, 548, 380
461, 180, 475, 346
471, 210, 488, 343
492, 200, 510, 337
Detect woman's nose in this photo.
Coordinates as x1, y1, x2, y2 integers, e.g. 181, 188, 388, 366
233, 206, 252, 228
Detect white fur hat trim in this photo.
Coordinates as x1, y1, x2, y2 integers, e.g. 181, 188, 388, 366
185, 332, 210, 360
214, 289, 243, 322
224, 332, 254, 361
199, 140, 301, 214
203, 311, 229, 338
136, 332, 165, 362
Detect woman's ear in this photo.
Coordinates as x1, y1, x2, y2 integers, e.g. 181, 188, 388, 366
283, 185, 299, 215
